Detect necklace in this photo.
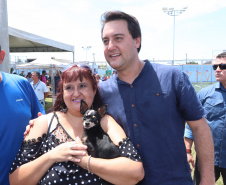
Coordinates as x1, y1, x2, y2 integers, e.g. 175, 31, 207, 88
33, 80, 40, 91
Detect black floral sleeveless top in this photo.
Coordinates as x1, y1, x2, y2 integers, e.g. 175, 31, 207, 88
10, 112, 142, 185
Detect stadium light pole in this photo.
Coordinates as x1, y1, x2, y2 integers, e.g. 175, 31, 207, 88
162, 7, 187, 65
82, 46, 92, 62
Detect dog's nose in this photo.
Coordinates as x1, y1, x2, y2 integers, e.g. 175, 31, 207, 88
85, 122, 90, 127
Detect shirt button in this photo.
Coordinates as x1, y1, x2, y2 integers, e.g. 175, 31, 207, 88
132, 104, 135, 107
131, 85, 133, 88
134, 124, 137, 127
137, 144, 140, 147
156, 93, 160, 96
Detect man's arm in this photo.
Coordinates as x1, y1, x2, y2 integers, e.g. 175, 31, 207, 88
44, 92, 48, 99
187, 117, 214, 185
184, 137, 195, 171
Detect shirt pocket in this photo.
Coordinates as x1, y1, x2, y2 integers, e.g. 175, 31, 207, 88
205, 98, 224, 119
138, 90, 171, 116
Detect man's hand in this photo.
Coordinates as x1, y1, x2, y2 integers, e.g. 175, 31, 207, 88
24, 112, 43, 137
187, 153, 195, 172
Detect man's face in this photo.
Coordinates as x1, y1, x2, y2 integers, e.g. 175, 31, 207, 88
214, 57, 226, 84
102, 20, 140, 72
32, 72, 38, 80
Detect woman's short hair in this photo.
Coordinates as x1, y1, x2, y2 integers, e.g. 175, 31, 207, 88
53, 64, 103, 112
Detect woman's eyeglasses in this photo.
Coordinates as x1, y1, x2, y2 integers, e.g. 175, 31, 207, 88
212, 64, 226, 70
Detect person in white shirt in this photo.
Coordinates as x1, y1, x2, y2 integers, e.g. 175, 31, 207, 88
31, 71, 48, 108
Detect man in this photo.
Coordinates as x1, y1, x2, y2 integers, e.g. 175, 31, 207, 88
25, 11, 214, 185
40, 70, 47, 84
98, 11, 214, 185
184, 52, 226, 184
0, 47, 45, 185
31, 71, 48, 109
19, 70, 25, 77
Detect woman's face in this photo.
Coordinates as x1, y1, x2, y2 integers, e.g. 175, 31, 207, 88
63, 77, 96, 115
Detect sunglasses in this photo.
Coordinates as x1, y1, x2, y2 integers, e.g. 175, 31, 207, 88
212, 64, 226, 70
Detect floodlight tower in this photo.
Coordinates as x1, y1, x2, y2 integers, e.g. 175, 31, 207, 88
162, 6, 187, 65
82, 46, 92, 62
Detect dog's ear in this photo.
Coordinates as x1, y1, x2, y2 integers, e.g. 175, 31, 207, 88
98, 104, 108, 118
80, 100, 89, 115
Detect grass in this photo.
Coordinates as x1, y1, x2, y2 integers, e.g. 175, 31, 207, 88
190, 82, 223, 185
45, 97, 53, 112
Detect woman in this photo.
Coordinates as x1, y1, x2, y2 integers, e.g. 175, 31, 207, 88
9, 64, 144, 185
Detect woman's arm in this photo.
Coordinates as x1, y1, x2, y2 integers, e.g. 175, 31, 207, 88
9, 114, 51, 185
9, 114, 86, 185
77, 115, 145, 185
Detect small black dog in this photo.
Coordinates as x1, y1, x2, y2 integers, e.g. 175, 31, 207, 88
80, 100, 120, 185
80, 100, 120, 159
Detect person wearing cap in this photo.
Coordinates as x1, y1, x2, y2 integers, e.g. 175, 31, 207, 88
184, 51, 226, 184
0, 46, 45, 185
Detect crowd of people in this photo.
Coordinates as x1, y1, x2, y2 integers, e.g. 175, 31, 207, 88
0, 10, 226, 185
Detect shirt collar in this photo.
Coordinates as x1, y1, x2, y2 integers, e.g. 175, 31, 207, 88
214, 82, 226, 91
116, 60, 150, 85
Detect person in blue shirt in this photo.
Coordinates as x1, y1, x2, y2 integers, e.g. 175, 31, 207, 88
0, 47, 45, 185
184, 52, 226, 184
98, 11, 214, 185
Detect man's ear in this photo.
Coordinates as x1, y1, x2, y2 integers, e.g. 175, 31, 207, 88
0, 49, 5, 64
134, 37, 141, 50
98, 104, 108, 118
80, 100, 89, 115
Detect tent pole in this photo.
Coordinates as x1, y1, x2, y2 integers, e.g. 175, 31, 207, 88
0, 0, 10, 72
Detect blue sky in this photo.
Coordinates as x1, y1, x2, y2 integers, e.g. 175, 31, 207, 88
7, 0, 226, 62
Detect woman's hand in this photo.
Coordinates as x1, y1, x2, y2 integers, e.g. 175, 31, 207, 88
48, 137, 88, 164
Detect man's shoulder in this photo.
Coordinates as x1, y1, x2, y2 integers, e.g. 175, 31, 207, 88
150, 62, 182, 75
40, 80, 47, 86
5, 72, 29, 83
99, 75, 118, 96
198, 83, 217, 95
99, 75, 117, 88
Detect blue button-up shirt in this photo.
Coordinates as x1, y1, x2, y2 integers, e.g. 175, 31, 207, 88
99, 61, 205, 185
184, 82, 226, 168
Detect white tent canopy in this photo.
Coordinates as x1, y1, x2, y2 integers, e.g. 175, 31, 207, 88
8, 27, 74, 53
16, 57, 72, 70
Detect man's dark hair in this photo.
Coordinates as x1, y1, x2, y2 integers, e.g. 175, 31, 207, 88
101, 11, 142, 53
216, 52, 226, 59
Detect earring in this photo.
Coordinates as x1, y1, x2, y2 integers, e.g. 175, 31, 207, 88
60, 107, 68, 113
